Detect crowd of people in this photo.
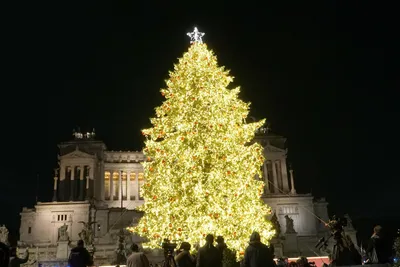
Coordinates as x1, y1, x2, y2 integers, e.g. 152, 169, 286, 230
123, 225, 397, 267
0, 225, 396, 267
142, 231, 276, 267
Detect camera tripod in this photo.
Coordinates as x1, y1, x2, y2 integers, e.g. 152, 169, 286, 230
316, 230, 360, 266
162, 250, 177, 267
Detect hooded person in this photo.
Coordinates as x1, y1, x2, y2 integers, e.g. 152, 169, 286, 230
243, 231, 275, 267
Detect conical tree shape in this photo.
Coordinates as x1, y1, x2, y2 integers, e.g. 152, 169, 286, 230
128, 41, 275, 257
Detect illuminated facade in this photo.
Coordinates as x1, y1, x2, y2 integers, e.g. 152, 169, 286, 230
19, 129, 348, 264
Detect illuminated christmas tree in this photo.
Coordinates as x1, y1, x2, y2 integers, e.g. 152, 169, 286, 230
127, 27, 275, 257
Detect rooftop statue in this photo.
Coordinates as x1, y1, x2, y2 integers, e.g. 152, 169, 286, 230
0, 225, 9, 245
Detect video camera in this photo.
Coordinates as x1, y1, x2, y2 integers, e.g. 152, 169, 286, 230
315, 215, 348, 250
161, 239, 177, 254
316, 215, 361, 266
326, 216, 347, 238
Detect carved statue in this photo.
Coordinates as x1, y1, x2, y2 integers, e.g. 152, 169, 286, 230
0, 225, 9, 244
284, 215, 296, 234
78, 221, 96, 246
58, 224, 69, 241
344, 214, 354, 230
271, 212, 281, 237
113, 229, 128, 265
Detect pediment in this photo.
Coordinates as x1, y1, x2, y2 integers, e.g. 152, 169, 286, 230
60, 150, 94, 159
263, 144, 286, 153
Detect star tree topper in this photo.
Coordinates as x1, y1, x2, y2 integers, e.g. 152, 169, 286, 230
187, 27, 205, 43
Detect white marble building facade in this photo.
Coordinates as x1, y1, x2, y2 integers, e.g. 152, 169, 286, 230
19, 129, 336, 264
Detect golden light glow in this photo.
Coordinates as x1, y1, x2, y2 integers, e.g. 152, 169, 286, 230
104, 171, 110, 200
138, 173, 144, 180
127, 42, 274, 260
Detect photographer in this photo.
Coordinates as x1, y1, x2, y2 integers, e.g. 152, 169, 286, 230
317, 216, 360, 266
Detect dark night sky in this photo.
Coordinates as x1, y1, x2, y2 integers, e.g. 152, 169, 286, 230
1, 1, 399, 241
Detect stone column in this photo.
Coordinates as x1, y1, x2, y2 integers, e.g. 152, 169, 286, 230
289, 169, 297, 194
134, 172, 139, 200
99, 161, 105, 201
110, 171, 114, 200
263, 162, 270, 194
127, 170, 131, 201
70, 166, 75, 201
60, 165, 66, 181
52, 176, 58, 202
59, 164, 66, 201
79, 166, 85, 200
272, 161, 278, 194
281, 160, 290, 193
89, 165, 94, 199
85, 173, 90, 200
119, 170, 122, 201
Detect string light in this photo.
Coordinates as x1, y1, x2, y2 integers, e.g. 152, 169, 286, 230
127, 37, 274, 260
